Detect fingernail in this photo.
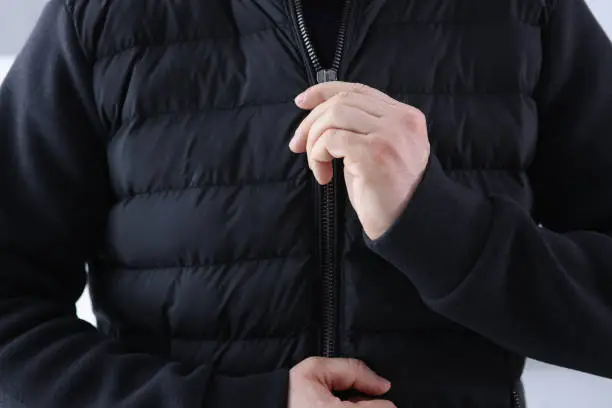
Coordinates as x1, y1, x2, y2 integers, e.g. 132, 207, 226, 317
294, 92, 305, 105
377, 376, 391, 386
380, 379, 392, 390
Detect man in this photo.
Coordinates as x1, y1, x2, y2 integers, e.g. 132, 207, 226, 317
1, 0, 612, 406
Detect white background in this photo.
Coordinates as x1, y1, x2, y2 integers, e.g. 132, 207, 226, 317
1, 1, 612, 407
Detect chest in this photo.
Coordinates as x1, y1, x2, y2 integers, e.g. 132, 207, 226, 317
92, 0, 544, 197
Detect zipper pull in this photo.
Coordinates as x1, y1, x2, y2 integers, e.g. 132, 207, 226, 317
317, 69, 338, 83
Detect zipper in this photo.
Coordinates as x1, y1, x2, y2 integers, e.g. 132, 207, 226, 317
291, 0, 353, 358
511, 380, 525, 408
293, 0, 352, 85
511, 390, 522, 408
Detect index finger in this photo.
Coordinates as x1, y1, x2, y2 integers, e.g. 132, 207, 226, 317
295, 82, 391, 110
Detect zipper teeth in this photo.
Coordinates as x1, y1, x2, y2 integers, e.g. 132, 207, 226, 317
511, 391, 522, 408
293, 0, 323, 72
294, 0, 352, 73
331, 0, 352, 71
321, 181, 336, 357
292, 0, 352, 358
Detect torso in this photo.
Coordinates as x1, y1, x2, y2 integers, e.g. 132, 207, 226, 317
79, 0, 543, 405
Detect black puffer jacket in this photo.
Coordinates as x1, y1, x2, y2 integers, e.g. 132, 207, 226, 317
2, 0, 612, 407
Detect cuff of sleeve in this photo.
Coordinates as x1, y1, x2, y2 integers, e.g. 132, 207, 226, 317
364, 155, 493, 299
208, 369, 289, 408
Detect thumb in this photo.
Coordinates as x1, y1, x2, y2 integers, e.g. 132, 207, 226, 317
320, 358, 391, 396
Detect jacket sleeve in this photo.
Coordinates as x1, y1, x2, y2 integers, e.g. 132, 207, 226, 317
0, 1, 288, 407
365, 0, 612, 378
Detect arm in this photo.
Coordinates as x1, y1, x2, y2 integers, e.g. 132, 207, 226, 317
366, 0, 612, 378
0, 1, 288, 406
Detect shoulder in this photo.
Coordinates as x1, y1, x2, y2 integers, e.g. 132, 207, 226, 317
60, 0, 232, 62
61, 0, 171, 60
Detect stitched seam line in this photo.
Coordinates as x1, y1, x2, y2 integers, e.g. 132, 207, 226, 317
392, 90, 529, 97
114, 171, 519, 202
170, 332, 305, 342
371, 18, 541, 29
106, 254, 309, 271
94, 22, 291, 62
444, 168, 525, 172
115, 90, 527, 133
115, 98, 296, 136
116, 175, 306, 200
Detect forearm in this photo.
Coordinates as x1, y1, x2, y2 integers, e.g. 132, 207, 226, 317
367, 0, 612, 378
366, 156, 612, 378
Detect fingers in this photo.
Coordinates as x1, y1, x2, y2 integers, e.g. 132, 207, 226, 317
306, 104, 376, 149
318, 358, 391, 396
292, 90, 388, 151
310, 129, 369, 163
344, 400, 397, 408
295, 102, 375, 184
291, 100, 379, 154
295, 81, 396, 110
309, 129, 370, 184
296, 102, 373, 183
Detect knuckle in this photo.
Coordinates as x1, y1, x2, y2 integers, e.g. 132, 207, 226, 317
301, 356, 324, 372
336, 91, 353, 101
413, 110, 428, 129
413, 107, 427, 121
350, 82, 369, 93
399, 106, 427, 131
322, 128, 337, 138
323, 128, 343, 149
398, 109, 414, 125
368, 135, 395, 163
346, 358, 366, 371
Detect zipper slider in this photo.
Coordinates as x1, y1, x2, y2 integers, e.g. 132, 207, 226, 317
317, 69, 338, 83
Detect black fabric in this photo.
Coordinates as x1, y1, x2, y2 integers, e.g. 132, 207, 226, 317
303, 0, 344, 67
1, 0, 612, 407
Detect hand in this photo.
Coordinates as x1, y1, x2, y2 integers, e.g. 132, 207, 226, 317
288, 357, 395, 408
289, 82, 430, 240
